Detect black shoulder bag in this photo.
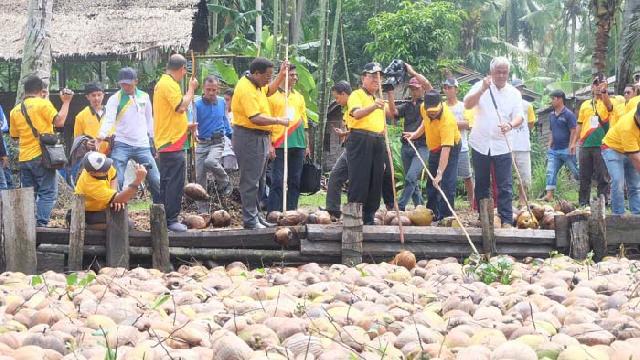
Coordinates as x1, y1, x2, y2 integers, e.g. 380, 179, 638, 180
299, 156, 322, 195
20, 102, 68, 169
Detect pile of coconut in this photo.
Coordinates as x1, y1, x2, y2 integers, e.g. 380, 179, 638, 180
0, 253, 639, 359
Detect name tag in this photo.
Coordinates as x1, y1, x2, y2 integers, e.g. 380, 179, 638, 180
590, 115, 599, 129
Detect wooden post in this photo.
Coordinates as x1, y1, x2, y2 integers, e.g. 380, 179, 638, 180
0, 188, 37, 274
554, 214, 569, 249
341, 203, 363, 266
589, 194, 607, 261
67, 195, 85, 271
568, 212, 589, 260
479, 198, 496, 256
106, 207, 129, 268
150, 204, 172, 272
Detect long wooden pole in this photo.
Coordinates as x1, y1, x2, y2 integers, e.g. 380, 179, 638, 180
189, 51, 198, 183
407, 139, 479, 256
283, 47, 289, 211
377, 73, 404, 244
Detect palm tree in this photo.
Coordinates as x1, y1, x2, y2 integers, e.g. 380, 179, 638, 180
591, 0, 621, 75
616, 0, 640, 94
17, 0, 53, 102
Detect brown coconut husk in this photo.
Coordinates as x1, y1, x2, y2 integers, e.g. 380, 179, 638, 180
182, 215, 207, 229
391, 250, 417, 270
184, 183, 209, 201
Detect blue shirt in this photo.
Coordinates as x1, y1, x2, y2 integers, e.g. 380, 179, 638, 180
549, 106, 577, 150
195, 96, 232, 139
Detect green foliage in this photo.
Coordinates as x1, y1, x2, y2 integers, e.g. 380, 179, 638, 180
365, 1, 464, 76
150, 294, 171, 310
464, 254, 514, 285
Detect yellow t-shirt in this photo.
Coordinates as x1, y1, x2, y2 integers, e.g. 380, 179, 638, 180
577, 98, 610, 145
420, 104, 461, 152
526, 102, 536, 125
153, 74, 188, 152
231, 76, 272, 132
347, 89, 385, 133
74, 106, 101, 138
603, 111, 640, 154
269, 89, 307, 144
74, 166, 117, 212
625, 95, 640, 115
463, 109, 475, 128
9, 97, 58, 162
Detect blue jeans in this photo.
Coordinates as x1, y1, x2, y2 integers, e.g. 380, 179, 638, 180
110, 141, 161, 203
426, 144, 460, 220
3, 166, 13, 189
399, 143, 428, 210
267, 148, 305, 212
602, 148, 640, 215
20, 159, 58, 226
472, 149, 513, 225
545, 148, 579, 190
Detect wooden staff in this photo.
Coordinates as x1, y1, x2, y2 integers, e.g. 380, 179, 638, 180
282, 48, 290, 212
407, 139, 479, 255
377, 73, 405, 244
189, 51, 197, 183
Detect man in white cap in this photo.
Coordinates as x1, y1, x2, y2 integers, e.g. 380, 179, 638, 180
74, 151, 147, 229
97, 67, 160, 204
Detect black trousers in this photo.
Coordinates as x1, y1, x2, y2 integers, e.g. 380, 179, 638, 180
267, 148, 306, 212
382, 151, 395, 208
579, 146, 610, 206
472, 149, 513, 225
346, 130, 386, 224
158, 151, 186, 225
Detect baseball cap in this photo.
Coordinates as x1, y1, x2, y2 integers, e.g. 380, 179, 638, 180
443, 78, 459, 88
362, 62, 383, 74
511, 78, 525, 88
408, 77, 421, 88
549, 89, 566, 100
423, 90, 442, 112
84, 82, 103, 94
83, 151, 113, 173
117, 67, 138, 84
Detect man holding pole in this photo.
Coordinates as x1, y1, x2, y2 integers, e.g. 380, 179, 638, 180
346, 62, 392, 225
231, 58, 289, 229
464, 57, 524, 228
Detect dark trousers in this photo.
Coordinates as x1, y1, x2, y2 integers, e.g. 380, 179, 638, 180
267, 147, 305, 212
326, 151, 348, 213
157, 151, 185, 225
382, 150, 395, 208
579, 146, 610, 206
346, 131, 385, 224
426, 144, 461, 220
472, 149, 513, 225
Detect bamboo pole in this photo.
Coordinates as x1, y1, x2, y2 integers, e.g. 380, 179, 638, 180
377, 73, 404, 244
283, 46, 289, 211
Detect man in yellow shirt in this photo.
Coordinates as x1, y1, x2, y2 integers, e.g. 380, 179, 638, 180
9, 75, 73, 226
267, 64, 309, 213
574, 75, 612, 206
153, 54, 198, 232
405, 90, 462, 220
231, 58, 289, 229
70, 82, 105, 183
602, 103, 640, 215
74, 152, 147, 229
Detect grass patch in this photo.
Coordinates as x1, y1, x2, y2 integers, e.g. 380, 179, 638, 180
129, 199, 151, 211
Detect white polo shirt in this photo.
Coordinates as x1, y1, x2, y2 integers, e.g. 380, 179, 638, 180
510, 99, 533, 152
465, 81, 523, 156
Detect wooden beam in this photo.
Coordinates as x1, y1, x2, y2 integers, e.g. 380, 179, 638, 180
36, 252, 64, 273
568, 212, 589, 260
605, 215, 640, 244
67, 195, 85, 271
150, 204, 172, 272
105, 207, 129, 268
589, 195, 607, 261
1, 188, 37, 274
554, 214, 569, 248
479, 198, 496, 255
341, 203, 363, 266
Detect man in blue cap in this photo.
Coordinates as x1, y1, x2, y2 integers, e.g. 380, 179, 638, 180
96, 67, 161, 203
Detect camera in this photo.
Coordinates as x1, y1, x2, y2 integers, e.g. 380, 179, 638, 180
382, 59, 406, 92
592, 73, 606, 85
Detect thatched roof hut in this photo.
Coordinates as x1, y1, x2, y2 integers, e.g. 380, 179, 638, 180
0, 0, 206, 61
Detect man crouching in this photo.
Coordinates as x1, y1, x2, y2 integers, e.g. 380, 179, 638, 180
74, 151, 146, 229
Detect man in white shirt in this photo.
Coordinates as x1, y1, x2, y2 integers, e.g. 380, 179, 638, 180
510, 79, 536, 207
464, 57, 524, 228
444, 78, 474, 207
96, 67, 161, 203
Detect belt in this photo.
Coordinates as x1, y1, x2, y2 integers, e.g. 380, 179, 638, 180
233, 125, 270, 136
198, 132, 224, 142
350, 129, 385, 138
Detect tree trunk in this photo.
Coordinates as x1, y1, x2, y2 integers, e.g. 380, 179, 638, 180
615, 0, 640, 94
210, 0, 218, 38
273, 0, 280, 59
569, 11, 576, 96
313, 0, 329, 167
255, 0, 262, 48
591, 0, 617, 75
278, 0, 292, 61
16, 0, 54, 103
292, 0, 305, 45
